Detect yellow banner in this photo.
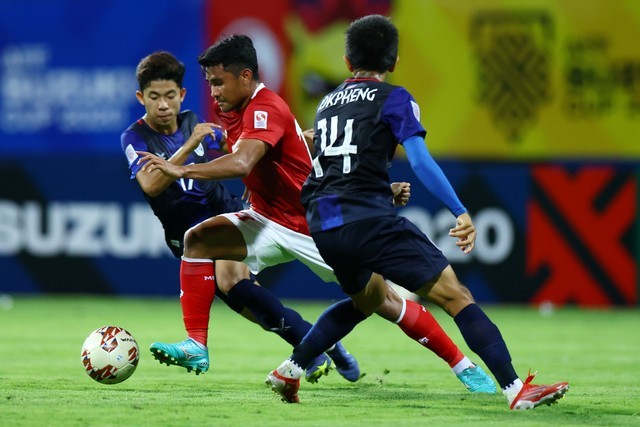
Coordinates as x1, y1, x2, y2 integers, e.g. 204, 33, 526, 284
286, 0, 640, 159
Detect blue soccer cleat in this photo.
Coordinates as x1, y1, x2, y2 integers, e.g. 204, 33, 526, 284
150, 338, 209, 375
326, 341, 361, 382
456, 364, 497, 393
304, 353, 332, 383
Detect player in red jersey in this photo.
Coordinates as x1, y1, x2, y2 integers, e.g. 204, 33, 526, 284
138, 34, 496, 392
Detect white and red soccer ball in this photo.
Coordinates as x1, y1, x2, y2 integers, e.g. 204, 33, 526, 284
81, 326, 139, 384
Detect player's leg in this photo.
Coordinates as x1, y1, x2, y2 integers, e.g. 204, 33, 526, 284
150, 216, 246, 374
149, 256, 215, 374
287, 220, 496, 393
267, 273, 385, 403
375, 286, 495, 393
227, 211, 360, 382
416, 266, 568, 409
214, 259, 337, 382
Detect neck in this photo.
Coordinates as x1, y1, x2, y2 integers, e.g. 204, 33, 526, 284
352, 70, 384, 81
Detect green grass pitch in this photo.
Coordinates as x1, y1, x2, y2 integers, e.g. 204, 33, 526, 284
0, 296, 638, 426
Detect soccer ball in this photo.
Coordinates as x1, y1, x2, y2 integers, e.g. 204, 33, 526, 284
81, 326, 140, 384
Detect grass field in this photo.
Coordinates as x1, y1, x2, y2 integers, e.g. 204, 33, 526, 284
0, 296, 638, 426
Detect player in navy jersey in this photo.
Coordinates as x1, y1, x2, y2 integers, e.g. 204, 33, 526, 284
121, 51, 358, 380
267, 15, 569, 409
138, 37, 497, 395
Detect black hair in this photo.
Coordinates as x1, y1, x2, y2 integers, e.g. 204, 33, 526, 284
345, 15, 398, 73
135, 51, 185, 92
197, 34, 260, 80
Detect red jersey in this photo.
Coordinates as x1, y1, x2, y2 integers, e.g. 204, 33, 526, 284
213, 84, 312, 234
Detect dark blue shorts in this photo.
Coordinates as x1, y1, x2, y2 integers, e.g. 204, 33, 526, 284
312, 215, 450, 295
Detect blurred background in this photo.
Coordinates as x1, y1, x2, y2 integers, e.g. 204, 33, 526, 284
0, 0, 637, 307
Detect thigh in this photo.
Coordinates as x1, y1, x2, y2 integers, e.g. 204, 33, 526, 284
219, 210, 295, 274
264, 219, 337, 283
184, 215, 248, 261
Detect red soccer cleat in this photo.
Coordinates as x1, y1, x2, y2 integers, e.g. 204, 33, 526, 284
266, 370, 300, 403
510, 370, 569, 410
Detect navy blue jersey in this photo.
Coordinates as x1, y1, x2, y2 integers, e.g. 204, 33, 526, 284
301, 78, 426, 232
121, 110, 243, 256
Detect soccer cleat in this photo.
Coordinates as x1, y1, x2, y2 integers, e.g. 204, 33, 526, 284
510, 371, 569, 410
149, 338, 209, 375
305, 353, 332, 383
266, 370, 300, 403
456, 364, 497, 393
326, 342, 361, 382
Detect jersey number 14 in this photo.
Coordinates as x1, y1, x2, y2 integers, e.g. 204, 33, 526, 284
312, 116, 357, 178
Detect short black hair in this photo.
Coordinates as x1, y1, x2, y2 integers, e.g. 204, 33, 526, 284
198, 34, 260, 80
345, 15, 398, 73
136, 51, 185, 92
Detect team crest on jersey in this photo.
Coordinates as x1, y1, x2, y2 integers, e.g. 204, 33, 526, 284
124, 144, 137, 165
194, 143, 204, 156
411, 100, 421, 121
254, 111, 268, 129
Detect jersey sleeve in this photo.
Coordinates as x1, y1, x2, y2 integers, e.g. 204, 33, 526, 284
120, 130, 146, 179
239, 99, 285, 149
380, 87, 427, 142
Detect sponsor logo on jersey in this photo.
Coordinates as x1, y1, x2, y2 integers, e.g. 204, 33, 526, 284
411, 100, 421, 121
254, 111, 268, 129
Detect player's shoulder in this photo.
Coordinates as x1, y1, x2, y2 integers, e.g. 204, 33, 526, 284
121, 117, 147, 142
385, 84, 418, 105
247, 86, 291, 119
178, 109, 200, 125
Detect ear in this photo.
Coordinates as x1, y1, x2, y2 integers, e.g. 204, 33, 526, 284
389, 56, 399, 73
135, 90, 145, 106
344, 55, 354, 72
241, 68, 253, 84
180, 87, 187, 102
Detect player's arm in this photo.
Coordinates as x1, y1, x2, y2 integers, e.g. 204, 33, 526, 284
137, 137, 268, 181
402, 135, 475, 253
136, 123, 223, 197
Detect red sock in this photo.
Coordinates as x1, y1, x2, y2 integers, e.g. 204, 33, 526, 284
398, 299, 464, 367
180, 258, 216, 346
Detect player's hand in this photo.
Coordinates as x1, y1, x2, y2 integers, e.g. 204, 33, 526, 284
188, 123, 224, 150
391, 182, 411, 206
136, 151, 185, 178
449, 212, 476, 254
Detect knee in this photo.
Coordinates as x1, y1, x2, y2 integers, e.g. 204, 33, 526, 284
374, 284, 404, 322
215, 262, 251, 294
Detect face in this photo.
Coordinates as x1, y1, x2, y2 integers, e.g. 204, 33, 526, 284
204, 65, 252, 112
136, 80, 186, 134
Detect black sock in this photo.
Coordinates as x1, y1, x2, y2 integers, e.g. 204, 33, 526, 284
454, 303, 518, 388
227, 279, 312, 347
291, 299, 366, 368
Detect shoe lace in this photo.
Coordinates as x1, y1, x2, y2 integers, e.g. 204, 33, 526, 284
523, 369, 539, 387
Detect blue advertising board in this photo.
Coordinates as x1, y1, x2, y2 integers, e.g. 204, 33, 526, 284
0, 0, 207, 155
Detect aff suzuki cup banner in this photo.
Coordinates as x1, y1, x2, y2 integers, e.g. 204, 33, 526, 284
0, 0, 638, 306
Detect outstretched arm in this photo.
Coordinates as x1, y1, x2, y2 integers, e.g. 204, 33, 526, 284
402, 135, 474, 253
137, 137, 268, 181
